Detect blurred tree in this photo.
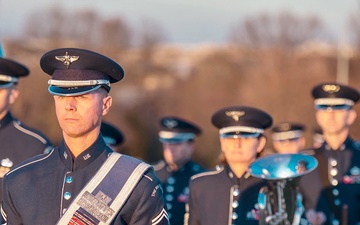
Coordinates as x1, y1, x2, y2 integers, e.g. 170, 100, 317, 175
230, 11, 325, 48
349, 5, 360, 50
100, 17, 132, 53
24, 6, 132, 50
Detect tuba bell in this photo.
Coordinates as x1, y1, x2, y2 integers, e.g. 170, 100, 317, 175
249, 153, 318, 225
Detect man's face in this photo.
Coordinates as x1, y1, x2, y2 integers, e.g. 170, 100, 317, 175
273, 137, 305, 154
54, 90, 112, 139
162, 141, 194, 167
315, 108, 355, 135
220, 136, 265, 165
0, 86, 18, 119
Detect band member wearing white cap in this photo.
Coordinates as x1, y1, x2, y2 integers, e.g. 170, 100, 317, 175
0, 57, 52, 202
1, 48, 169, 225
154, 116, 205, 225
185, 106, 272, 225
301, 82, 360, 225
271, 122, 306, 154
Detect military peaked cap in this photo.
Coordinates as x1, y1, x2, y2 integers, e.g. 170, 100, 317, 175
159, 116, 202, 143
271, 122, 305, 141
0, 57, 29, 88
312, 82, 359, 110
211, 106, 273, 138
101, 121, 124, 146
40, 48, 124, 96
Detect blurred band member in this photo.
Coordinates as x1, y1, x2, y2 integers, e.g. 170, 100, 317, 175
186, 106, 272, 225
100, 121, 124, 151
153, 116, 205, 225
0, 56, 52, 202
271, 122, 306, 154
301, 82, 360, 225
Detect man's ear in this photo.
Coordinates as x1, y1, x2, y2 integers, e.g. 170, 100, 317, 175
9, 87, 19, 105
347, 109, 357, 125
102, 96, 112, 116
256, 136, 267, 154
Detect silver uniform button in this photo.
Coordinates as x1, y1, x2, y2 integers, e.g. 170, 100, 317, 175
232, 200, 239, 208
62, 208, 67, 214
232, 212, 238, 220
165, 194, 173, 202
64, 192, 72, 200
332, 189, 339, 196
330, 168, 338, 176
330, 159, 337, 166
166, 185, 174, 193
334, 199, 340, 206
233, 188, 240, 197
167, 177, 175, 184
166, 203, 172, 210
331, 179, 338, 186
332, 219, 339, 225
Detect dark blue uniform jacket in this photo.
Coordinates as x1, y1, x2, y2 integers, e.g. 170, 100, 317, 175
1, 136, 169, 225
154, 160, 205, 225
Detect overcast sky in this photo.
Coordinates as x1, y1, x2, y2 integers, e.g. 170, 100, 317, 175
0, 0, 359, 44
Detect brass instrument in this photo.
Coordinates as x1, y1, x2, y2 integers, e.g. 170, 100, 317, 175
249, 153, 318, 225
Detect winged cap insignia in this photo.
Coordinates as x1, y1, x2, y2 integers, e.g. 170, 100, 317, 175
55, 52, 80, 69
164, 119, 178, 129
225, 111, 245, 122
322, 84, 340, 93
279, 123, 291, 131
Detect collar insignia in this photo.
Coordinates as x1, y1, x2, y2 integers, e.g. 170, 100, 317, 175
55, 52, 80, 69
1, 158, 13, 168
322, 84, 340, 93
225, 111, 245, 122
164, 119, 178, 129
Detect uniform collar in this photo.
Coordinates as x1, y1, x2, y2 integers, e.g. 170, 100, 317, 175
0, 112, 13, 129
166, 160, 193, 173
324, 136, 353, 151
225, 165, 251, 181
59, 135, 112, 171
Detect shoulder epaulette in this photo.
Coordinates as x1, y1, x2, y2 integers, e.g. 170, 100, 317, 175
13, 120, 48, 145
6, 150, 54, 176
190, 167, 223, 180
152, 160, 166, 171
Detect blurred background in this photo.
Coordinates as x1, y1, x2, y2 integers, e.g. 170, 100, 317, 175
1, 0, 360, 168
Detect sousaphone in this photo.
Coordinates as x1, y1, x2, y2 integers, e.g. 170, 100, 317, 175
249, 153, 318, 225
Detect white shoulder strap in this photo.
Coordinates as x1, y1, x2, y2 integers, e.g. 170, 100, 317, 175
57, 153, 151, 225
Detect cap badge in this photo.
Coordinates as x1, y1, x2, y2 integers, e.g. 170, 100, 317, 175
279, 123, 290, 131
164, 119, 178, 129
55, 52, 80, 69
225, 111, 245, 122
322, 84, 340, 93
